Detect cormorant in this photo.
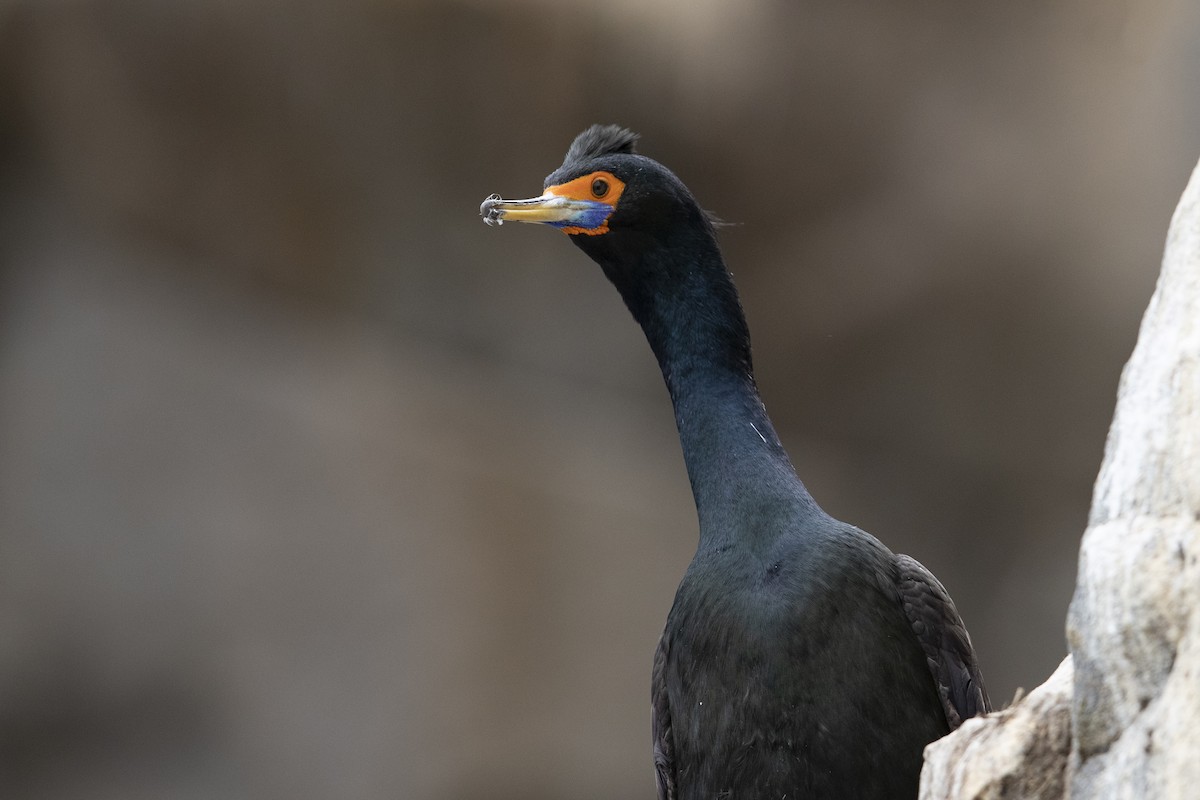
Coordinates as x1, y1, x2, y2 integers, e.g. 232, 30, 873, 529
480, 125, 989, 800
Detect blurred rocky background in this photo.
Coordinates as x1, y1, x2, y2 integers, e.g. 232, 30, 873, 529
1, 1, 1198, 798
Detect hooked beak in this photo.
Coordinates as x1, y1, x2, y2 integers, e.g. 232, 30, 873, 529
482, 170, 625, 235
479, 192, 615, 234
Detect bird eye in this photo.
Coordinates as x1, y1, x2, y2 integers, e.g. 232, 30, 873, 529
591, 178, 609, 198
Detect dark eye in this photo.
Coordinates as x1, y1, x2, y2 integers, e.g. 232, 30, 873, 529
591, 178, 609, 198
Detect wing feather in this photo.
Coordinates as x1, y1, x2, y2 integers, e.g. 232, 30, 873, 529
650, 632, 676, 800
895, 554, 991, 728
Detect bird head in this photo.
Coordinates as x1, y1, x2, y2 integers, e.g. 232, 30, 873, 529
480, 125, 712, 244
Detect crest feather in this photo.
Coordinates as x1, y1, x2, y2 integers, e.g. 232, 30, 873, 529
562, 124, 639, 168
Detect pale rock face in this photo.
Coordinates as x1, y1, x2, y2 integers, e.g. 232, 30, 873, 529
1067, 156, 1200, 798
920, 657, 1073, 800
921, 158, 1200, 800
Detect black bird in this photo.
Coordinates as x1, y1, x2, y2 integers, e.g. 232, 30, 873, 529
480, 125, 989, 800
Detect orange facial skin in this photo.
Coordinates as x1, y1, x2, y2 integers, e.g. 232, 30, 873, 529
545, 171, 626, 235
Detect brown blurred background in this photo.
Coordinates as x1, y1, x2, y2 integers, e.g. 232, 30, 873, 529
1, 1, 1198, 798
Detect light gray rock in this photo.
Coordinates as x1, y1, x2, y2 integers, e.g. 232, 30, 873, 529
1066, 154, 1200, 798
922, 157, 1200, 800
920, 657, 1073, 800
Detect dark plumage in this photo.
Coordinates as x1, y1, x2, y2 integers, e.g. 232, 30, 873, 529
481, 125, 990, 800
562, 123, 640, 165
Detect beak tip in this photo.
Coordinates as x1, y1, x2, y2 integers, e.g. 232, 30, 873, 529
480, 193, 505, 226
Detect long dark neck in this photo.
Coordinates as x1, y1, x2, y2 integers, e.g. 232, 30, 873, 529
584, 231, 817, 547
